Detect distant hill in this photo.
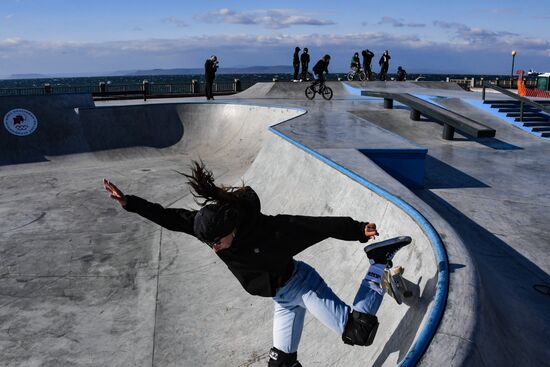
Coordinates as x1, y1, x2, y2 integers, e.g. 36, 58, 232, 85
127, 65, 293, 76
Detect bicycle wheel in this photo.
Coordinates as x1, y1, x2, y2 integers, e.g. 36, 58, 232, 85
321, 86, 333, 100
359, 71, 366, 81
347, 72, 354, 81
305, 86, 316, 100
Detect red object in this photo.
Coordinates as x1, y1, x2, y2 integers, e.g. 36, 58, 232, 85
517, 70, 550, 98
12, 115, 24, 125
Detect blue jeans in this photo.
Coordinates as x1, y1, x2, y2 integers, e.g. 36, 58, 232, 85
272, 260, 383, 353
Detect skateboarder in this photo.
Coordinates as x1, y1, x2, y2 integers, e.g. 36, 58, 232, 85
103, 161, 410, 366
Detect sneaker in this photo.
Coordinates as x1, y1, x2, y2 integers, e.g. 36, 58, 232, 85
364, 236, 411, 266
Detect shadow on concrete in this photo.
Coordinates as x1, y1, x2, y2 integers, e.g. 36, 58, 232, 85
410, 189, 550, 365
423, 155, 489, 189
372, 274, 437, 367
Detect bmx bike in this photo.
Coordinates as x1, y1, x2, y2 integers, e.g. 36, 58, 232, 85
347, 67, 366, 81
305, 82, 333, 100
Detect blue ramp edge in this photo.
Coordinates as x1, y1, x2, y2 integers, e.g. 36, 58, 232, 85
269, 127, 449, 367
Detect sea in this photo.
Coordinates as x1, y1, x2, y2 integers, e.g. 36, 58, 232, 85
0, 73, 511, 90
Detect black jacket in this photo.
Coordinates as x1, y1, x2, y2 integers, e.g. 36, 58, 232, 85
293, 51, 300, 66
300, 52, 310, 66
204, 59, 218, 81
124, 187, 370, 297
313, 59, 329, 75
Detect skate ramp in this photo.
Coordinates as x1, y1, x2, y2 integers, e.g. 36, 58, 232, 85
0, 99, 445, 366
265, 81, 349, 99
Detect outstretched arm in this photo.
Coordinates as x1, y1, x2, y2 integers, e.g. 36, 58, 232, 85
103, 179, 197, 234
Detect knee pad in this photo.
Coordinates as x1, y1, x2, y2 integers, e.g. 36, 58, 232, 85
342, 310, 379, 346
267, 347, 302, 367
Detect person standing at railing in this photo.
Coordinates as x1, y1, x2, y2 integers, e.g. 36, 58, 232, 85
293, 47, 301, 82
300, 48, 310, 82
378, 50, 390, 81
362, 49, 374, 81
205, 55, 219, 101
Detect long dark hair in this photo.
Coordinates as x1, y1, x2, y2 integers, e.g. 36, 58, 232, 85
183, 160, 246, 206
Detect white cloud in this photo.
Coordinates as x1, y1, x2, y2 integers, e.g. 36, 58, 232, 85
196, 8, 335, 29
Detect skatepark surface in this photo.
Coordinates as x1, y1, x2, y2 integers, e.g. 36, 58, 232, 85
1, 81, 549, 366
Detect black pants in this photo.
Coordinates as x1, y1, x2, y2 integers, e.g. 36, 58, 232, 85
205, 78, 214, 100
293, 64, 300, 80
363, 64, 372, 80
301, 64, 309, 80
379, 66, 388, 81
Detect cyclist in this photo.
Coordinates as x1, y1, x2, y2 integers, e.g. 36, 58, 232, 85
350, 52, 361, 73
312, 54, 331, 89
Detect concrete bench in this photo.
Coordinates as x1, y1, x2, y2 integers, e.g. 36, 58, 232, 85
361, 91, 496, 140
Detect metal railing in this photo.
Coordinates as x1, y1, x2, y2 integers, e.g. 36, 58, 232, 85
0, 79, 251, 100
447, 77, 537, 90
482, 83, 550, 122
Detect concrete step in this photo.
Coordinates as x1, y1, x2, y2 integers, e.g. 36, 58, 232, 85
506, 112, 545, 118
498, 107, 537, 113
515, 116, 549, 122
523, 121, 550, 127
484, 100, 518, 105
530, 126, 550, 132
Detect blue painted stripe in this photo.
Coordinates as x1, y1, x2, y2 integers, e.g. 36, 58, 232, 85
269, 127, 449, 367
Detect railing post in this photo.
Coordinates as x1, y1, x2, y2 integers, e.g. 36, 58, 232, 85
142, 80, 149, 101
44, 83, 52, 95
495, 77, 499, 87
482, 85, 486, 101
234, 78, 242, 93
99, 82, 107, 94
520, 101, 524, 122
383, 98, 393, 109
410, 109, 421, 121
470, 77, 475, 89
191, 80, 199, 94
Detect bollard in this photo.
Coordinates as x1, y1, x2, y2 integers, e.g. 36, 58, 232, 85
410, 109, 421, 121
470, 77, 475, 89
383, 98, 394, 109
142, 80, 149, 101
442, 124, 455, 140
44, 83, 52, 95
273, 78, 278, 82
482, 86, 486, 101
234, 78, 242, 92
495, 77, 499, 87
99, 82, 106, 93
191, 79, 199, 94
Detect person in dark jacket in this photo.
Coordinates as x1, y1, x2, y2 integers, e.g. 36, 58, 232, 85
312, 54, 331, 88
292, 47, 301, 82
204, 55, 219, 100
350, 52, 361, 71
102, 161, 410, 366
396, 66, 407, 81
362, 49, 375, 80
378, 50, 390, 81
300, 48, 310, 81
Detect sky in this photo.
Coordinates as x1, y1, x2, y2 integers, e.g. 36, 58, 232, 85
1, 0, 549, 77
